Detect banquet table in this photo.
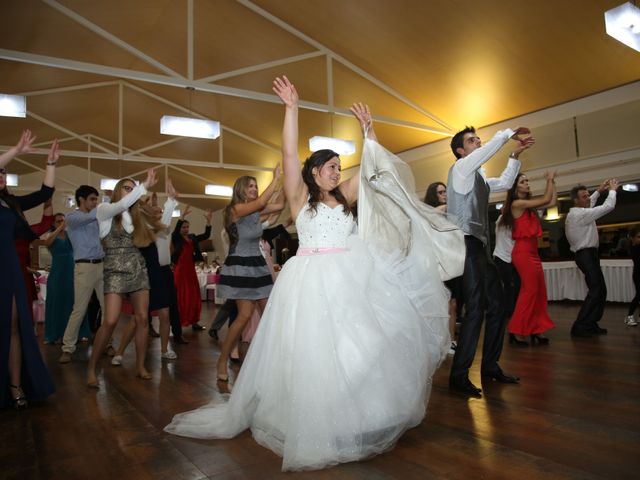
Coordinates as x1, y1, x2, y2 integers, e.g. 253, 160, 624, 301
197, 271, 222, 303
542, 259, 634, 302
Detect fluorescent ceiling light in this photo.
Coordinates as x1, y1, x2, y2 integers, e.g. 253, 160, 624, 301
100, 178, 118, 190
622, 183, 639, 192
205, 184, 233, 197
171, 209, 181, 218
6, 173, 19, 186
495, 203, 503, 210
160, 115, 220, 139
0, 94, 26, 118
309, 136, 356, 155
605, 2, 640, 52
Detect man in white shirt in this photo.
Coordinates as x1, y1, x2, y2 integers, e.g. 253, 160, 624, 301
447, 125, 533, 397
565, 179, 618, 337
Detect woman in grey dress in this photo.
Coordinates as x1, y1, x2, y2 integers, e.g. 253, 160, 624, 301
216, 168, 283, 388
86, 169, 162, 388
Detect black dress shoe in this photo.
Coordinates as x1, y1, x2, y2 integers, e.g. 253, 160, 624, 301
208, 328, 219, 340
571, 328, 594, 338
530, 334, 550, 345
509, 333, 529, 347
191, 324, 205, 331
590, 326, 608, 335
482, 370, 520, 384
173, 337, 189, 345
449, 377, 482, 397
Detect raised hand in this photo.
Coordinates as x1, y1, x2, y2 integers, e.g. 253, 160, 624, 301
167, 177, 179, 199
512, 135, 535, 156
597, 179, 610, 193
143, 168, 158, 189
182, 204, 192, 218
608, 178, 619, 191
16, 130, 37, 155
273, 164, 282, 180
47, 139, 60, 165
273, 76, 298, 107
544, 170, 557, 181
350, 103, 372, 132
204, 209, 213, 225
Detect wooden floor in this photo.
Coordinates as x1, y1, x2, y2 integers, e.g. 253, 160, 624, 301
2, 302, 639, 480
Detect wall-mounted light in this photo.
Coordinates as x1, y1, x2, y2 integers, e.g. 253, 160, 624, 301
205, 184, 232, 197
605, 2, 640, 52
309, 136, 356, 155
545, 206, 561, 221
160, 115, 220, 140
0, 94, 26, 118
6, 173, 19, 186
100, 179, 118, 190
622, 183, 639, 192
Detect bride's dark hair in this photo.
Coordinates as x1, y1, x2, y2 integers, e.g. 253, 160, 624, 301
301, 149, 352, 216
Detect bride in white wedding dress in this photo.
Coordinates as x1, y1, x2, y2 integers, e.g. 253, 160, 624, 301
164, 76, 465, 471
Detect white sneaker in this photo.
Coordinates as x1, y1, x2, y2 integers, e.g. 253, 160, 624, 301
111, 354, 123, 366
625, 315, 638, 326
161, 350, 177, 360
447, 341, 457, 355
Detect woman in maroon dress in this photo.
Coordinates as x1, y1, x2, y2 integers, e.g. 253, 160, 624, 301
500, 171, 557, 345
171, 206, 212, 330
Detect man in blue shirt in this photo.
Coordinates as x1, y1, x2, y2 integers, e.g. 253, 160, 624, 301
59, 185, 108, 363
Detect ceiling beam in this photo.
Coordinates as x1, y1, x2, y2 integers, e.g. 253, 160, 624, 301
0, 48, 449, 135
18, 80, 120, 97
197, 51, 325, 83
187, 0, 194, 81
41, 0, 183, 78
236, 0, 454, 132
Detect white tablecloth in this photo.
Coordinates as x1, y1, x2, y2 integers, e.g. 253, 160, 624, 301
542, 259, 634, 302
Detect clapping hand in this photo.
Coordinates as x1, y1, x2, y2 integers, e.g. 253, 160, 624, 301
273, 76, 298, 108
47, 139, 60, 165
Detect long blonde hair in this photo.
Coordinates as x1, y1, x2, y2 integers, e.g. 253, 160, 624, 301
223, 176, 256, 248
111, 178, 164, 247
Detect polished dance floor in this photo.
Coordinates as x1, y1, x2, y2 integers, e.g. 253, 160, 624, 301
2, 302, 639, 479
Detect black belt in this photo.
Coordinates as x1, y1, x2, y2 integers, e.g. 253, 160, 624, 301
75, 259, 103, 264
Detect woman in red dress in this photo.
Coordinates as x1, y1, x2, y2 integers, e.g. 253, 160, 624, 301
171, 206, 212, 330
500, 171, 557, 345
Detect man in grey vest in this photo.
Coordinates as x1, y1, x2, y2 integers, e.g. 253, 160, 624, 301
447, 125, 533, 397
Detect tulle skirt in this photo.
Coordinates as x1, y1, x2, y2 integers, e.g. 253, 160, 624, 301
165, 235, 450, 471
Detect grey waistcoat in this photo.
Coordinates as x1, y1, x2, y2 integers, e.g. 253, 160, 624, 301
446, 166, 490, 245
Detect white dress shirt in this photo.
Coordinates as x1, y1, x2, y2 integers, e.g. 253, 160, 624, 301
450, 129, 520, 195
96, 183, 148, 238
565, 190, 617, 252
156, 197, 178, 266
493, 215, 515, 263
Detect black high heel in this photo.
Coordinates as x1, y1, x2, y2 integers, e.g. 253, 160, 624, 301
508, 333, 529, 347
530, 334, 550, 345
9, 384, 27, 410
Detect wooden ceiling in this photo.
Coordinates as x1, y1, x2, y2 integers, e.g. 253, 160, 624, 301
1, 0, 639, 210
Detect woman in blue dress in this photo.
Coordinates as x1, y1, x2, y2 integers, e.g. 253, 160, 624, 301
1, 131, 58, 409
43, 213, 91, 344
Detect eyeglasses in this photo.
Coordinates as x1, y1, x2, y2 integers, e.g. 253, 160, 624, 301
122, 185, 134, 192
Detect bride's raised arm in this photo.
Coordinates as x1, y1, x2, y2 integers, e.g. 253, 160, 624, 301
273, 76, 307, 219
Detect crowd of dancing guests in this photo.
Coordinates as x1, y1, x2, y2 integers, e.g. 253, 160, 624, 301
1, 78, 638, 470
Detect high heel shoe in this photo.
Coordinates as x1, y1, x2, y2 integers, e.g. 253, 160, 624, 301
9, 384, 28, 409
530, 334, 550, 345
508, 333, 529, 347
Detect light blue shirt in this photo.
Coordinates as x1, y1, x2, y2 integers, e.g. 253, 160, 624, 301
65, 208, 104, 261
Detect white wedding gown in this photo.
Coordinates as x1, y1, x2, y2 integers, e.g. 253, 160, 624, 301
165, 140, 464, 471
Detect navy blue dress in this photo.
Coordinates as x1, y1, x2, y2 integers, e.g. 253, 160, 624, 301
0, 185, 55, 408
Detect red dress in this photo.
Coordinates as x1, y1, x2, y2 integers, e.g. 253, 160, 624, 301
508, 210, 555, 335
173, 237, 202, 326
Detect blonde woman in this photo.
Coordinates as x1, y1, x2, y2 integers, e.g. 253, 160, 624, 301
86, 170, 161, 388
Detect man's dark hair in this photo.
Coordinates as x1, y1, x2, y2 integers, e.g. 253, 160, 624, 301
75, 185, 99, 204
570, 185, 588, 202
450, 126, 476, 159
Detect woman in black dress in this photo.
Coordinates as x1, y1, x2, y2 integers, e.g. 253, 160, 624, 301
1, 131, 59, 408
